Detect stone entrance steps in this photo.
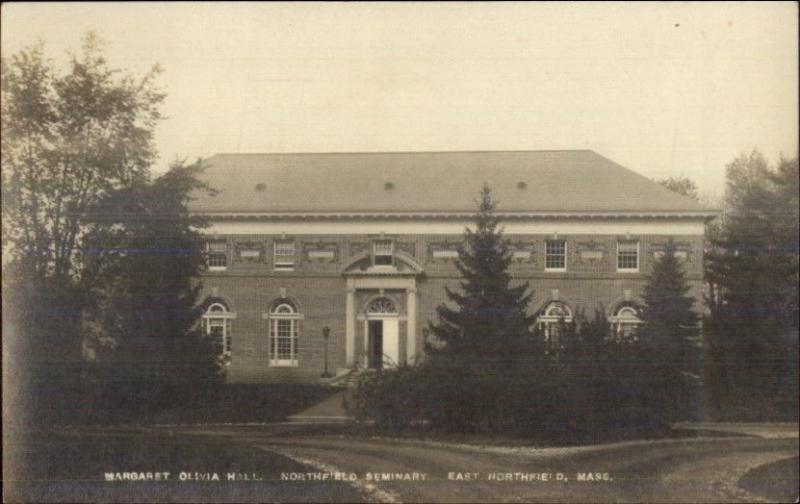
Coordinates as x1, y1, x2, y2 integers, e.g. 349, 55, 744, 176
318, 367, 356, 387
286, 390, 352, 423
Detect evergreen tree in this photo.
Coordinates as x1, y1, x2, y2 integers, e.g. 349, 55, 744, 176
703, 151, 798, 421
82, 160, 222, 393
427, 184, 536, 364
639, 240, 698, 359
710, 152, 799, 338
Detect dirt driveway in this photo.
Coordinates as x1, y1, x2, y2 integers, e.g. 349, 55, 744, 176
174, 423, 799, 503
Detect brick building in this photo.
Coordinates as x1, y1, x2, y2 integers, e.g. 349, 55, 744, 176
189, 150, 715, 384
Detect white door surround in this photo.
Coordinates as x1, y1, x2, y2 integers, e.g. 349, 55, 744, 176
345, 276, 418, 368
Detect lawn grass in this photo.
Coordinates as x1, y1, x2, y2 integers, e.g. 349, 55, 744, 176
22, 383, 338, 427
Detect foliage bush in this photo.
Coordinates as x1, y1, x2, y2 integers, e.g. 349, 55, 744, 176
347, 365, 425, 431
348, 186, 700, 441
17, 366, 335, 427
349, 333, 697, 441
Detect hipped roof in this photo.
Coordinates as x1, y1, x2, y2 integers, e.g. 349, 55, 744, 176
189, 150, 713, 217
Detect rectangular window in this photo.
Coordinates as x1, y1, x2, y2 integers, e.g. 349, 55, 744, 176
373, 240, 394, 266
274, 240, 295, 270
270, 318, 298, 366
545, 240, 567, 271
617, 240, 639, 271
206, 240, 227, 270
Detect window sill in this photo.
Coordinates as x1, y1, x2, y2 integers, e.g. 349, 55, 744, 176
544, 269, 567, 273
617, 269, 640, 273
207, 266, 228, 272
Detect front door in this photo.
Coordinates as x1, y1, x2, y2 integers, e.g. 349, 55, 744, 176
368, 320, 383, 369
367, 318, 400, 369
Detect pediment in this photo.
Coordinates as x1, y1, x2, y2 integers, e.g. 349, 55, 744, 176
341, 251, 425, 276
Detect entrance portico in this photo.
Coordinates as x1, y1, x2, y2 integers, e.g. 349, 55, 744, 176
342, 252, 423, 369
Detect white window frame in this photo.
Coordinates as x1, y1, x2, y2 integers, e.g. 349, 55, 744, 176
536, 302, 573, 348
268, 303, 301, 367
373, 239, 394, 267
205, 240, 228, 271
202, 302, 234, 357
617, 240, 640, 272
273, 240, 296, 271
608, 305, 642, 343
544, 240, 567, 272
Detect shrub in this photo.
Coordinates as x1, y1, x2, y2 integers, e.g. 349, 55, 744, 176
347, 365, 426, 431
349, 342, 694, 442
418, 363, 482, 433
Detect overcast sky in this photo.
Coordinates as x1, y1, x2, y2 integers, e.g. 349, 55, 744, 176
3, 2, 797, 198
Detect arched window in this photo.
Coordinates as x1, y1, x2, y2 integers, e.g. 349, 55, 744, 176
202, 301, 233, 357
367, 297, 398, 315
609, 304, 642, 343
270, 302, 301, 366
536, 301, 573, 349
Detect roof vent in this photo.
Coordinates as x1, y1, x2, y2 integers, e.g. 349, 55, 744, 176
384, 182, 395, 190
255, 183, 266, 191
517, 181, 528, 189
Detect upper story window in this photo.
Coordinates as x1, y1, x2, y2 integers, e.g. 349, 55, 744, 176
373, 239, 394, 266
205, 240, 228, 270
273, 240, 295, 271
545, 240, 567, 271
617, 240, 639, 272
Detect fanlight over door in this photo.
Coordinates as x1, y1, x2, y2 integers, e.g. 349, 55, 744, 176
367, 297, 398, 315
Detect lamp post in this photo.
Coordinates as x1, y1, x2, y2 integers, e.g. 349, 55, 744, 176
321, 326, 332, 378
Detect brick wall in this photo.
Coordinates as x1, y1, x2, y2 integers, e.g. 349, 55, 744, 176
200, 232, 705, 384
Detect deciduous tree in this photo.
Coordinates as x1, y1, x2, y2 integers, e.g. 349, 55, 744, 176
1, 33, 164, 367
656, 176, 699, 200
2, 33, 163, 286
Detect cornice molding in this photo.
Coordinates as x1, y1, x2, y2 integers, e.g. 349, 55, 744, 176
192, 211, 718, 221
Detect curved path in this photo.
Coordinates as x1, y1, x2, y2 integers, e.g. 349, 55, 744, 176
176, 424, 799, 503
